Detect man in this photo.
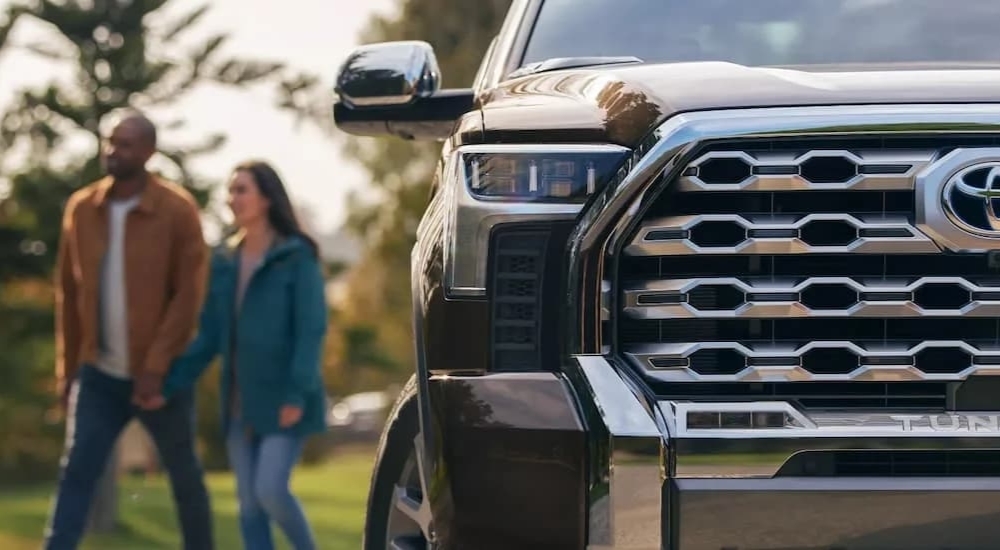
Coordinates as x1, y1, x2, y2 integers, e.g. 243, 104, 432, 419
45, 110, 214, 550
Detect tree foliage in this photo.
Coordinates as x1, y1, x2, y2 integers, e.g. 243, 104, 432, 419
330, 0, 512, 384
0, 0, 321, 280
0, 0, 325, 483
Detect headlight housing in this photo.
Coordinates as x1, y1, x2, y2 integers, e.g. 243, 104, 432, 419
443, 144, 630, 298
463, 148, 626, 202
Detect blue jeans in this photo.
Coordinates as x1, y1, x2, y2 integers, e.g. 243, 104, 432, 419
44, 365, 213, 550
226, 417, 316, 550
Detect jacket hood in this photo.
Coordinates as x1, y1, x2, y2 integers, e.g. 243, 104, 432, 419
478, 61, 1000, 146
218, 231, 313, 262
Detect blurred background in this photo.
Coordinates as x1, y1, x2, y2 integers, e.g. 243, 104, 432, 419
0, 0, 510, 548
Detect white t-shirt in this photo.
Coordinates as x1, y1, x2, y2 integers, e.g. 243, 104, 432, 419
95, 196, 140, 379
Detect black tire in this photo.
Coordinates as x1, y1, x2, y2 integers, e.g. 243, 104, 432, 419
363, 374, 429, 550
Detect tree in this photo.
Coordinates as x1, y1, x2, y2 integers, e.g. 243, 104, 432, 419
0, 0, 326, 531
0, 0, 319, 275
320, 0, 513, 386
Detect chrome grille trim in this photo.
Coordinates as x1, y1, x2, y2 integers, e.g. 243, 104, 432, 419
662, 401, 1000, 438
625, 341, 1000, 382
678, 148, 937, 191
625, 213, 940, 256
804, 412, 1000, 430
565, 104, 1000, 364
623, 276, 1000, 319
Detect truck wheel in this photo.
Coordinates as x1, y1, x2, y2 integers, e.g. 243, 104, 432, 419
364, 376, 434, 550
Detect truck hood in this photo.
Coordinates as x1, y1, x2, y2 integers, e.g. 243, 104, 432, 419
478, 61, 1000, 146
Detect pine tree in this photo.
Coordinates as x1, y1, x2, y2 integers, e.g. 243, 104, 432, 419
0, 0, 324, 529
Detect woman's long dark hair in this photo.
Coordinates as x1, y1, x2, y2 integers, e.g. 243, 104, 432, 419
234, 160, 319, 257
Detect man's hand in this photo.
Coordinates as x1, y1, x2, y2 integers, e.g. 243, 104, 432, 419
278, 405, 303, 428
132, 371, 163, 408
137, 394, 166, 410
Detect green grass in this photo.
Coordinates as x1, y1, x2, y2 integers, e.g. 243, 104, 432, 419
0, 447, 376, 550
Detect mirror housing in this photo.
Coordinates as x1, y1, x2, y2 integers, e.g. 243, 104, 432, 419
336, 40, 440, 108
333, 40, 474, 141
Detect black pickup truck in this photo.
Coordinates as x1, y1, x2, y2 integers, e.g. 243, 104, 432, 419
333, 1, 1000, 548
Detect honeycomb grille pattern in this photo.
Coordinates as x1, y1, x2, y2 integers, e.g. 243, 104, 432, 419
678, 149, 935, 191
624, 277, 1000, 318
626, 214, 938, 255
616, 137, 1000, 405
628, 341, 1000, 381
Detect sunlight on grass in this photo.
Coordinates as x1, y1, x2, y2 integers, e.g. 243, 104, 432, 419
0, 448, 376, 550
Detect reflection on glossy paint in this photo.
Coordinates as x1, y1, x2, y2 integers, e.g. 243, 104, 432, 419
481, 69, 663, 145
335, 41, 440, 107
566, 355, 663, 550
425, 373, 588, 549
481, 61, 1000, 150
673, 477, 1000, 549
435, 373, 583, 429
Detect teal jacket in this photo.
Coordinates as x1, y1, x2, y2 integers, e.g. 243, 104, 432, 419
163, 234, 328, 437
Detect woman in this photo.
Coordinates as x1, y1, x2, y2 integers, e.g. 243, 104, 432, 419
162, 160, 328, 550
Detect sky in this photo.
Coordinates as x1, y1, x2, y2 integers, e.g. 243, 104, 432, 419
0, 0, 398, 238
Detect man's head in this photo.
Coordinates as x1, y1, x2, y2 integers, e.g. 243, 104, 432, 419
101, 110, 157, 180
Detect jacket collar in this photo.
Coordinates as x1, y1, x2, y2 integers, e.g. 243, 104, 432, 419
92, 173, 159, 214
220, 230, 304, 264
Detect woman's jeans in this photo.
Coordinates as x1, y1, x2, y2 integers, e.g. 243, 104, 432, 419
226, 418, 316, 550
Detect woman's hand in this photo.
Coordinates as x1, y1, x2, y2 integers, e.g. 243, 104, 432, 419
279, 404, 303, 428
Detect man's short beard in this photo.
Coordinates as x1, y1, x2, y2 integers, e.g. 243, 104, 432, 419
108, 165, 142, 180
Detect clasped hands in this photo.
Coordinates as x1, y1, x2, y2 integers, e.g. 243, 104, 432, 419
132, 372, 166, 410
128, 372, 303, 428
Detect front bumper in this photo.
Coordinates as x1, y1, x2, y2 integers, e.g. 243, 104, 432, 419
570, 355, 1000, 550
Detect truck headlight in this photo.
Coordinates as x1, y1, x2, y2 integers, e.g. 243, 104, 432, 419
443, 144, 629, 298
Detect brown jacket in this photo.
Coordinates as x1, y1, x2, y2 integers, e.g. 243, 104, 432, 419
55, 174, 209, 391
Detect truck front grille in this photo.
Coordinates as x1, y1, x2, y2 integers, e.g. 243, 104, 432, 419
616, 136, 1000, 409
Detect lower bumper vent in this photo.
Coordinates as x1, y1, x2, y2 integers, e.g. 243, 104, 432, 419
779, 449, 1000, 477
489, 227, 549, 371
